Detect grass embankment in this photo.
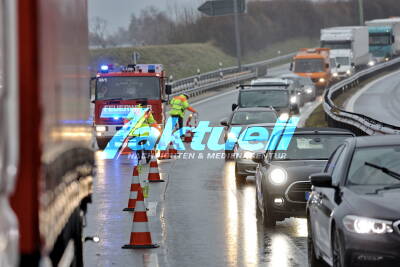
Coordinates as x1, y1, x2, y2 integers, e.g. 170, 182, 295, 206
90, 38, 318, 80
243, 38, 318, 64
304, 70, 394, 127
90, 43, 235, 80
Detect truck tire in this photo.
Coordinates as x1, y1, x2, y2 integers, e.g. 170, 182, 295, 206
96, 138, 109, 150
71, 211, 84, 267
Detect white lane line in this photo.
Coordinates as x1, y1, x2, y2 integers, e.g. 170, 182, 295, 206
346, 69, 400, 112
192, 89, 237, 106
143, 253, 159, 267
147, 201, 158, 216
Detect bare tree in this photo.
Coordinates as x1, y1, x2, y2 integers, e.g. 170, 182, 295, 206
90, 17, 109, 48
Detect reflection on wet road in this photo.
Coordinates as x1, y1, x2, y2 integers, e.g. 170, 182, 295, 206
84, 65, 309, 266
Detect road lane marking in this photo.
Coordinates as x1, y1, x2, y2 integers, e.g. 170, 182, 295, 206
143, 253, 159, 267
346, 69, 400, 112
147, 201, 158, 216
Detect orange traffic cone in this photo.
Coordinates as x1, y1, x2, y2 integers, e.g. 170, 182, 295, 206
122, 188, 159, 249
147, 155, 164, 183
123, 166, 141, 211
168, 141, 178, 155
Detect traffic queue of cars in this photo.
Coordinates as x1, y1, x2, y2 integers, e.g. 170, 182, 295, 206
220, 72, 400, 266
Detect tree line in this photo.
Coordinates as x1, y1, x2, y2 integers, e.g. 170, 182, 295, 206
90, 0, 400, 56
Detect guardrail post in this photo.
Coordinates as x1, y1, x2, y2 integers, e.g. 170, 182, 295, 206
219, 62, 224, 80
194, 68, 201, 87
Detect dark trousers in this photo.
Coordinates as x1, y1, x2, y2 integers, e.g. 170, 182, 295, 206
171, 115, 184, 136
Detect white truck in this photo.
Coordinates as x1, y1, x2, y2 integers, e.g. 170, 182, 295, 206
366, 18, 400, 61
321, 26, 370, 79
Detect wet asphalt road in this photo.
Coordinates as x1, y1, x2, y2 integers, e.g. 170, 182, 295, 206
83, 65, 313, 267
346, 69, 400, 126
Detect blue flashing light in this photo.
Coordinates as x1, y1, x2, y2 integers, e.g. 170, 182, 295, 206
148, 64, 156, 73
100, 65, 109, 73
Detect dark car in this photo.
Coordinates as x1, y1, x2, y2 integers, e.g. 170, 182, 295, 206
220, 107, 278, 159
252, 128, 355, 227
307, 135, 400, 267
232, 85, 300, 115
280, 73, 317, 102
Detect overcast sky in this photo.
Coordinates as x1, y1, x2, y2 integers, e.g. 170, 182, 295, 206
88, 0, 201, 33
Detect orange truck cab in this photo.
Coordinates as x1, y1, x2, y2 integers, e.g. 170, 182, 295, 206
291, 48, 331, 91
92, 64, 171, 149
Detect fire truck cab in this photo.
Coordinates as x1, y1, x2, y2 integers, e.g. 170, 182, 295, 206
92, 64, 172, 149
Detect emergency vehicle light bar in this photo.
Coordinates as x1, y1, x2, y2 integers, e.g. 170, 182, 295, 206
122, 64, 163, 74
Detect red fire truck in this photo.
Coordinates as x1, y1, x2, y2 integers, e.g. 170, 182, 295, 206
92, 64, 172, 149
1, 0, 95, 266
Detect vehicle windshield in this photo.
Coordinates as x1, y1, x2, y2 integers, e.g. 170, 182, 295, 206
294, 59, 324, 73
321, 41, 351, 49
347, 146, 400, 186
239, 90, 289, 108
336, 57, 350, 66
96, 76, 160, 100
271, 134, 352, 160
231, 111, 277, 125
369, 34, 391, 46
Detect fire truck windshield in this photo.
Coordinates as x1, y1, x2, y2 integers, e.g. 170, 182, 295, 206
95, 76, 160, 100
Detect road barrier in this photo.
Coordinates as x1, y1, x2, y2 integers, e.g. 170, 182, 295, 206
323, 57, 400, 135
170, 53, 296, 97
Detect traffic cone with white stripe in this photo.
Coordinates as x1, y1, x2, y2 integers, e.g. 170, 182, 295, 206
147, 153, 164, 183
168, 141, 178, 155
122, 188, 159, 249
123, 166, 141, 211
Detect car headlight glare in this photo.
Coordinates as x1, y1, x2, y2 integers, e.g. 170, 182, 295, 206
343, 215, 393, 234
346, 70, 352, 75
96, 126, 107, 132
333, 72, 338, 77
243, 151, 254, 160
305, 88, 313, 94
290, 96, 297, 104
319, 78, 325, 83
279, 113, 289, 121
368, 60, 375, 66
269, 168, 287, 185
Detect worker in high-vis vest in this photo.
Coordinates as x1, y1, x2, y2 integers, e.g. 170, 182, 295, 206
127, 108, 160, 162
169, 94, 197, 136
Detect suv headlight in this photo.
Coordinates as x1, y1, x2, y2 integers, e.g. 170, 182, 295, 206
343, 215, 393, 234
319, 78, 326, 83
290, 96, 297, 104
269, 168, 287, 185
333, 72, 338, 78
96, 126, 107, 132
346, 70, 352, 75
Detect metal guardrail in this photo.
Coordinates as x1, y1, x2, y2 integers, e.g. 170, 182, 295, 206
170, 52, 295, 96
323, 57, 400, 135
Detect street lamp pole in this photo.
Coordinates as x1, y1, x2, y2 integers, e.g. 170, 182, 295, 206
233, 0, 242, 71
358, 0, 364, 25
